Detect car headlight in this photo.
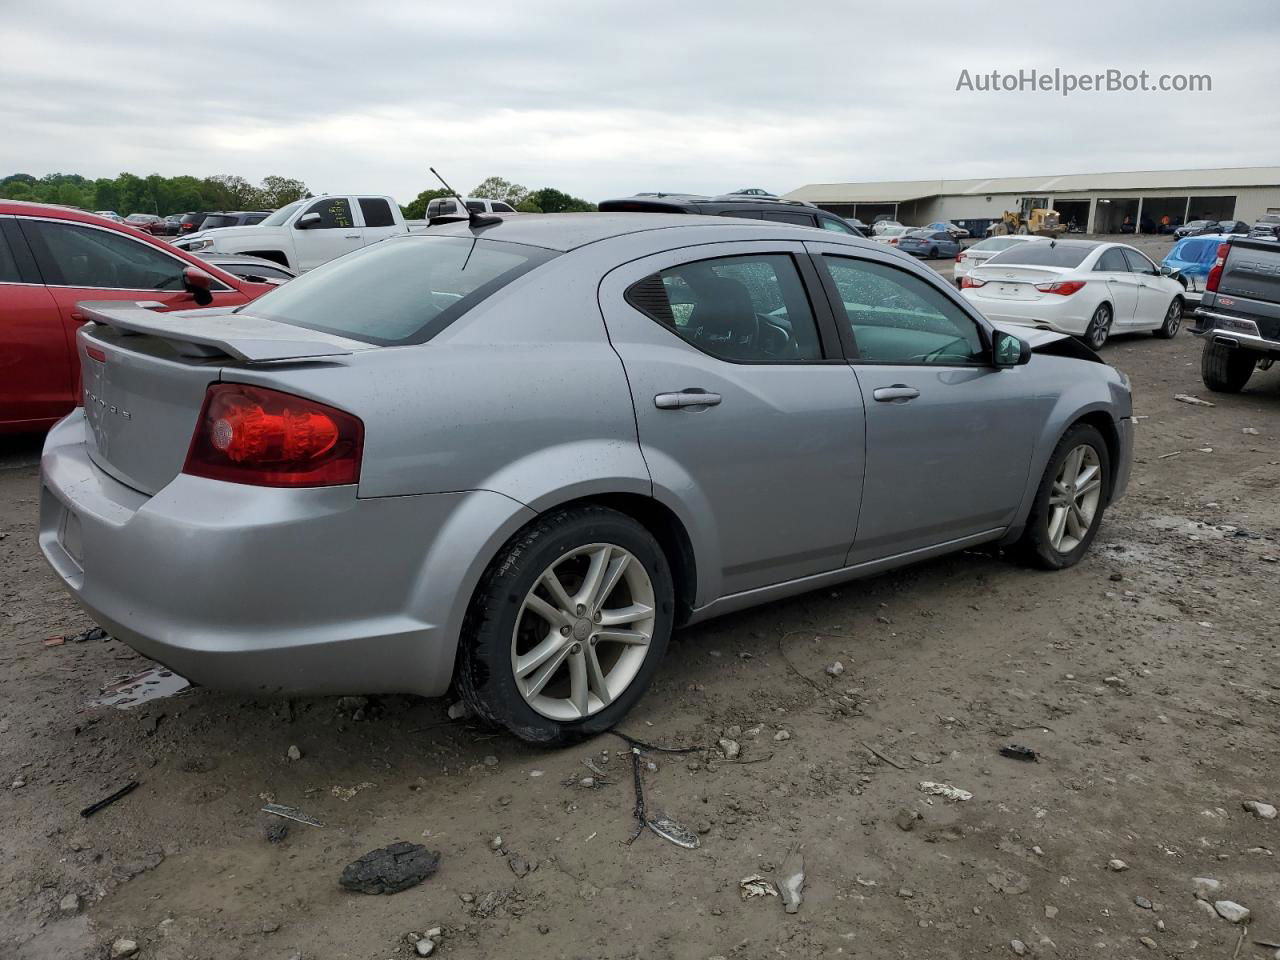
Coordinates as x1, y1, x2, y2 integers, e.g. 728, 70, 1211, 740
183, 236, 214, 252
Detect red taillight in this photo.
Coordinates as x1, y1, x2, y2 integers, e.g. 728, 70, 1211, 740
85, 346, 107, 362
955, 253, 965, 262
1206, 242, 1230, 292
1034, 280, 1087, 296
183, 383, 363, 487
961, 276, 986, 288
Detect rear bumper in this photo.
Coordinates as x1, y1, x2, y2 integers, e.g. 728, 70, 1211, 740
39, 412, 534, 696
962, 293, 1091, 337
1191, 309, 1280, 353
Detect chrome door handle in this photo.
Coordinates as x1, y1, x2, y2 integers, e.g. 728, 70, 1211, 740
343, 233, 361, 239
654, 389, 722, 409
872, 385, 920, 402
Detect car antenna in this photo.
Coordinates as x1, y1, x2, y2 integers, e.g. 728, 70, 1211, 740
429, 167, 501, 228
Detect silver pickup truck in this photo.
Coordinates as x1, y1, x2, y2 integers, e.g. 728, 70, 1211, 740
1190, 236, 1280, 393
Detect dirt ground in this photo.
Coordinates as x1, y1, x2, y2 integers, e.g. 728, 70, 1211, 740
3, 235, 1280, 960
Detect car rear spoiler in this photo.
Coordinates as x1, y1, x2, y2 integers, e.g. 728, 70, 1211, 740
76, 302, 363, 362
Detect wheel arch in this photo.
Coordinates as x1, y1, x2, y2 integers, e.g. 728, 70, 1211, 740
242, 249, 291, 268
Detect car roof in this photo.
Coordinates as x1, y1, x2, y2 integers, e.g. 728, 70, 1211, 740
424, 212, 860, 252
0, 200, 132, 225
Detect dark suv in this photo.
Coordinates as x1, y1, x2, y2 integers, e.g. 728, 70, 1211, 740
174, 212, 213, 235
598, 194, 866, 237
199, 211, 271, 230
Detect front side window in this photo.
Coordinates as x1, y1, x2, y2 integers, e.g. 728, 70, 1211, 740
492, 202, 516, 213
823, 255, 985, 365
625, 253, 823, 362
21, 219, 187, 289
299, 198, 354, 229
1120, 247, 1158, 275
1094, 248, 1130, 272
358, 198, 395, 228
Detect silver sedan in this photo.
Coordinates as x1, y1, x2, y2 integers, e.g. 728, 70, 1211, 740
40, 214, 1133, 743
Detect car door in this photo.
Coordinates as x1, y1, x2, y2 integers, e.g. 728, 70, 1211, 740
356, 197, 402, 247
1119, 246, 1173, 327
16, 215, 249, 347
1092, 247, 1140, 326
598, 241, 865, 599
0, 217, 73, 427
806, 241, 1039, 562
293, 197, 363, 270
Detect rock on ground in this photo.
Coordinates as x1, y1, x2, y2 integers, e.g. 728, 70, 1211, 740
339, 842, 441, 895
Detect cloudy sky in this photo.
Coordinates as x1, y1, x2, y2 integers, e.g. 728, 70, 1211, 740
2, 0, 1277, 202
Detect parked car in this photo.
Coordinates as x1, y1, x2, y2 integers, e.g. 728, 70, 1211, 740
1175, 219, 1223, 238
123, 213, 167, 235
1189, 237, 1280, 393
174, 212, 213, 236
872, 219, 903, 235
197, 253, 297, 285
162, 214, 185, 236
725, 187, 775, 197
93, 210, 124, 223
926, 221, 970, 239
425, 197, 518, 220
198, 211, 272, 230
845, 217, 872, 234
1217, 219, 1250, 236
871, 225, 912, 246
0, 200, 279, 432
1248, 213, 1280, 241
597, 194, 863, 235
953, 235, 1048, 287
1160, 235, 1224, 306
38, 213, 1133, 743
961, 239, 1185, 349
174, 195, 428, 271
898, 229, 962, 260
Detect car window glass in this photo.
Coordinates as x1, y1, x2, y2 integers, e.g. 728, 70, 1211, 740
819, 217, 856, 234
625, 253, 823, 362
301, 198, 354, 229
764, 211, 814, 226
245, 214, 268, 225
223, 262, 292, 281
22, 220, 187, 290
0, 228, 20, 282
1120, 247, 1158, 275
358, 198, 395, 228
492, 203, 516, 213
1095, 248, 1130, 272
823, 255, 985, 365
465, 201, 485, 213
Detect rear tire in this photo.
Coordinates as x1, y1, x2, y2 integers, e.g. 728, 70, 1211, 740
1081, 303, 1112, 350
1201, 340, 1256, 393
1017, 423, 1111, 570
455, 505, 674, 745
928, 246, 938, 259
1154, 297, 1182, 338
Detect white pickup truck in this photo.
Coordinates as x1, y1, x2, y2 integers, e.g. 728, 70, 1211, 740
173, 194, 427, 272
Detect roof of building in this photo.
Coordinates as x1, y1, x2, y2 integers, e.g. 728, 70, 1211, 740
785, 166, 1280, 204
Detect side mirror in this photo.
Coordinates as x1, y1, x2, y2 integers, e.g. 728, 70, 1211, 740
992, 330, 1031, 367
182, 266, 214, 306
295, 212, 321, 230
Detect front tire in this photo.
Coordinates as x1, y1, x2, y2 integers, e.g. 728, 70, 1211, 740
1201, 340, 1256, 393
455, 505, 674, 745
1017, 424, 1111, 570
1154, 297, 1182, 338
928, 246, 939, 259
1082, 303, 1112, 350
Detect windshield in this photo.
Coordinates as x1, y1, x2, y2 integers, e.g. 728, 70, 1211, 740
258, 199, 306, 227
200, 215, 238, 229
985, 243, 1091, 268
240, 235, 556, 345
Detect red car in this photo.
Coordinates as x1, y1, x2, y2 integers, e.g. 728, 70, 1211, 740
122, 213, 169, 236
1, 201, 278, 433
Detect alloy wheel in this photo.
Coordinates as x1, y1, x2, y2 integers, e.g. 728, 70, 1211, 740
1164, 300, 1181, 335
1087, 306, 1111, 349
1047, 444, 1102, 553
510, 543, 656, 721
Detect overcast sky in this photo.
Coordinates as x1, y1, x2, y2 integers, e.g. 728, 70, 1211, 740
2, 0, 1277, 202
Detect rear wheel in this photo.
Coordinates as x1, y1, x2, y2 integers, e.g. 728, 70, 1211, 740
455, 506, 674, 744
1017, 423, 1111, 570
928, 246, 938, 259
1201, 339, 1256, 393
1082, 303, 1112, 350
1154, 297, 1182, 338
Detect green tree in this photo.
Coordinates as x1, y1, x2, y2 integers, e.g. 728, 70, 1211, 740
401, 187, 452, 220
471, 176, 529, 207
258, 175, 310, 208
527, 187, 596, 213
92, 178, 120, 212
1, 180, 33, 200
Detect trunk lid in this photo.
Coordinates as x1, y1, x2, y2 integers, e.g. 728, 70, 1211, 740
76, 303, 372, 495
969, 265, 1071, 301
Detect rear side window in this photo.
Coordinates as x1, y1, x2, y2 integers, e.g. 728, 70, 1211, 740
0, 227, 20, 282
1095, 249, 1130, 272
764, 211, 815, 226
819, 217, 856, 234
359, 198, 395, 228
624, 253, 823, 362
241, 236, 554, 345
20, 219, 188, 290
987, 244, 1091, 268
492, 203, 516, 213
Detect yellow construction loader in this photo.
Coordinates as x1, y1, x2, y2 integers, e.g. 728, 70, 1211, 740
987, 208, 1066, 238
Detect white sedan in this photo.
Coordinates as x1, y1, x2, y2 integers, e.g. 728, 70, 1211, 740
953, 234, 1048, 287
960, 239, 1185, 349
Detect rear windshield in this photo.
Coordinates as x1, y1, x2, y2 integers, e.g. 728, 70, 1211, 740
985, 243, 1091, 268
240, 235, 555, 345
200, 215, 237, 229
969, 236, 1024, 252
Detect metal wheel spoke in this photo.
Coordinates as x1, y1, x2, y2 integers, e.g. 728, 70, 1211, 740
1048, 505, 1068, 548
568, 649, 590, 716
540, 569, 576, 616
515, 630, 566, 680
523, 643, 573, 698
591, 552, 631, 613
1066, 503, 1085, 539
1076, 476, 1101, 498
584, 644, 612, 706
599, 601, 654, 627
574, 546, 611, 608
524, 593, 571, 628
1076, 463, 1099, 488
596, 627, 650, 645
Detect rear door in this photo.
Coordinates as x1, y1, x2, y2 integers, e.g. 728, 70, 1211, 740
598, 241, 865, 599
1092, 247, 1140, 325
807, 241, 1038, 561
293, 197, 363, 270
0, 217, 72, 427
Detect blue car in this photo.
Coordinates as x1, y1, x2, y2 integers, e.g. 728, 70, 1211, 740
897, 229, 961, 259
1161, 235, 1224, 303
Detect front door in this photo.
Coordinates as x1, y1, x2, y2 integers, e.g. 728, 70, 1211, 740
1093, 246, 1141, 325
293, 197, 363, 270
599, 241, 865, 601
807, 242, 1037, 562
1119, 246, 1171, 327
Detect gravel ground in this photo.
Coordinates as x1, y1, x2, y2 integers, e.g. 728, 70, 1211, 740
3, 234, 1279, 960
